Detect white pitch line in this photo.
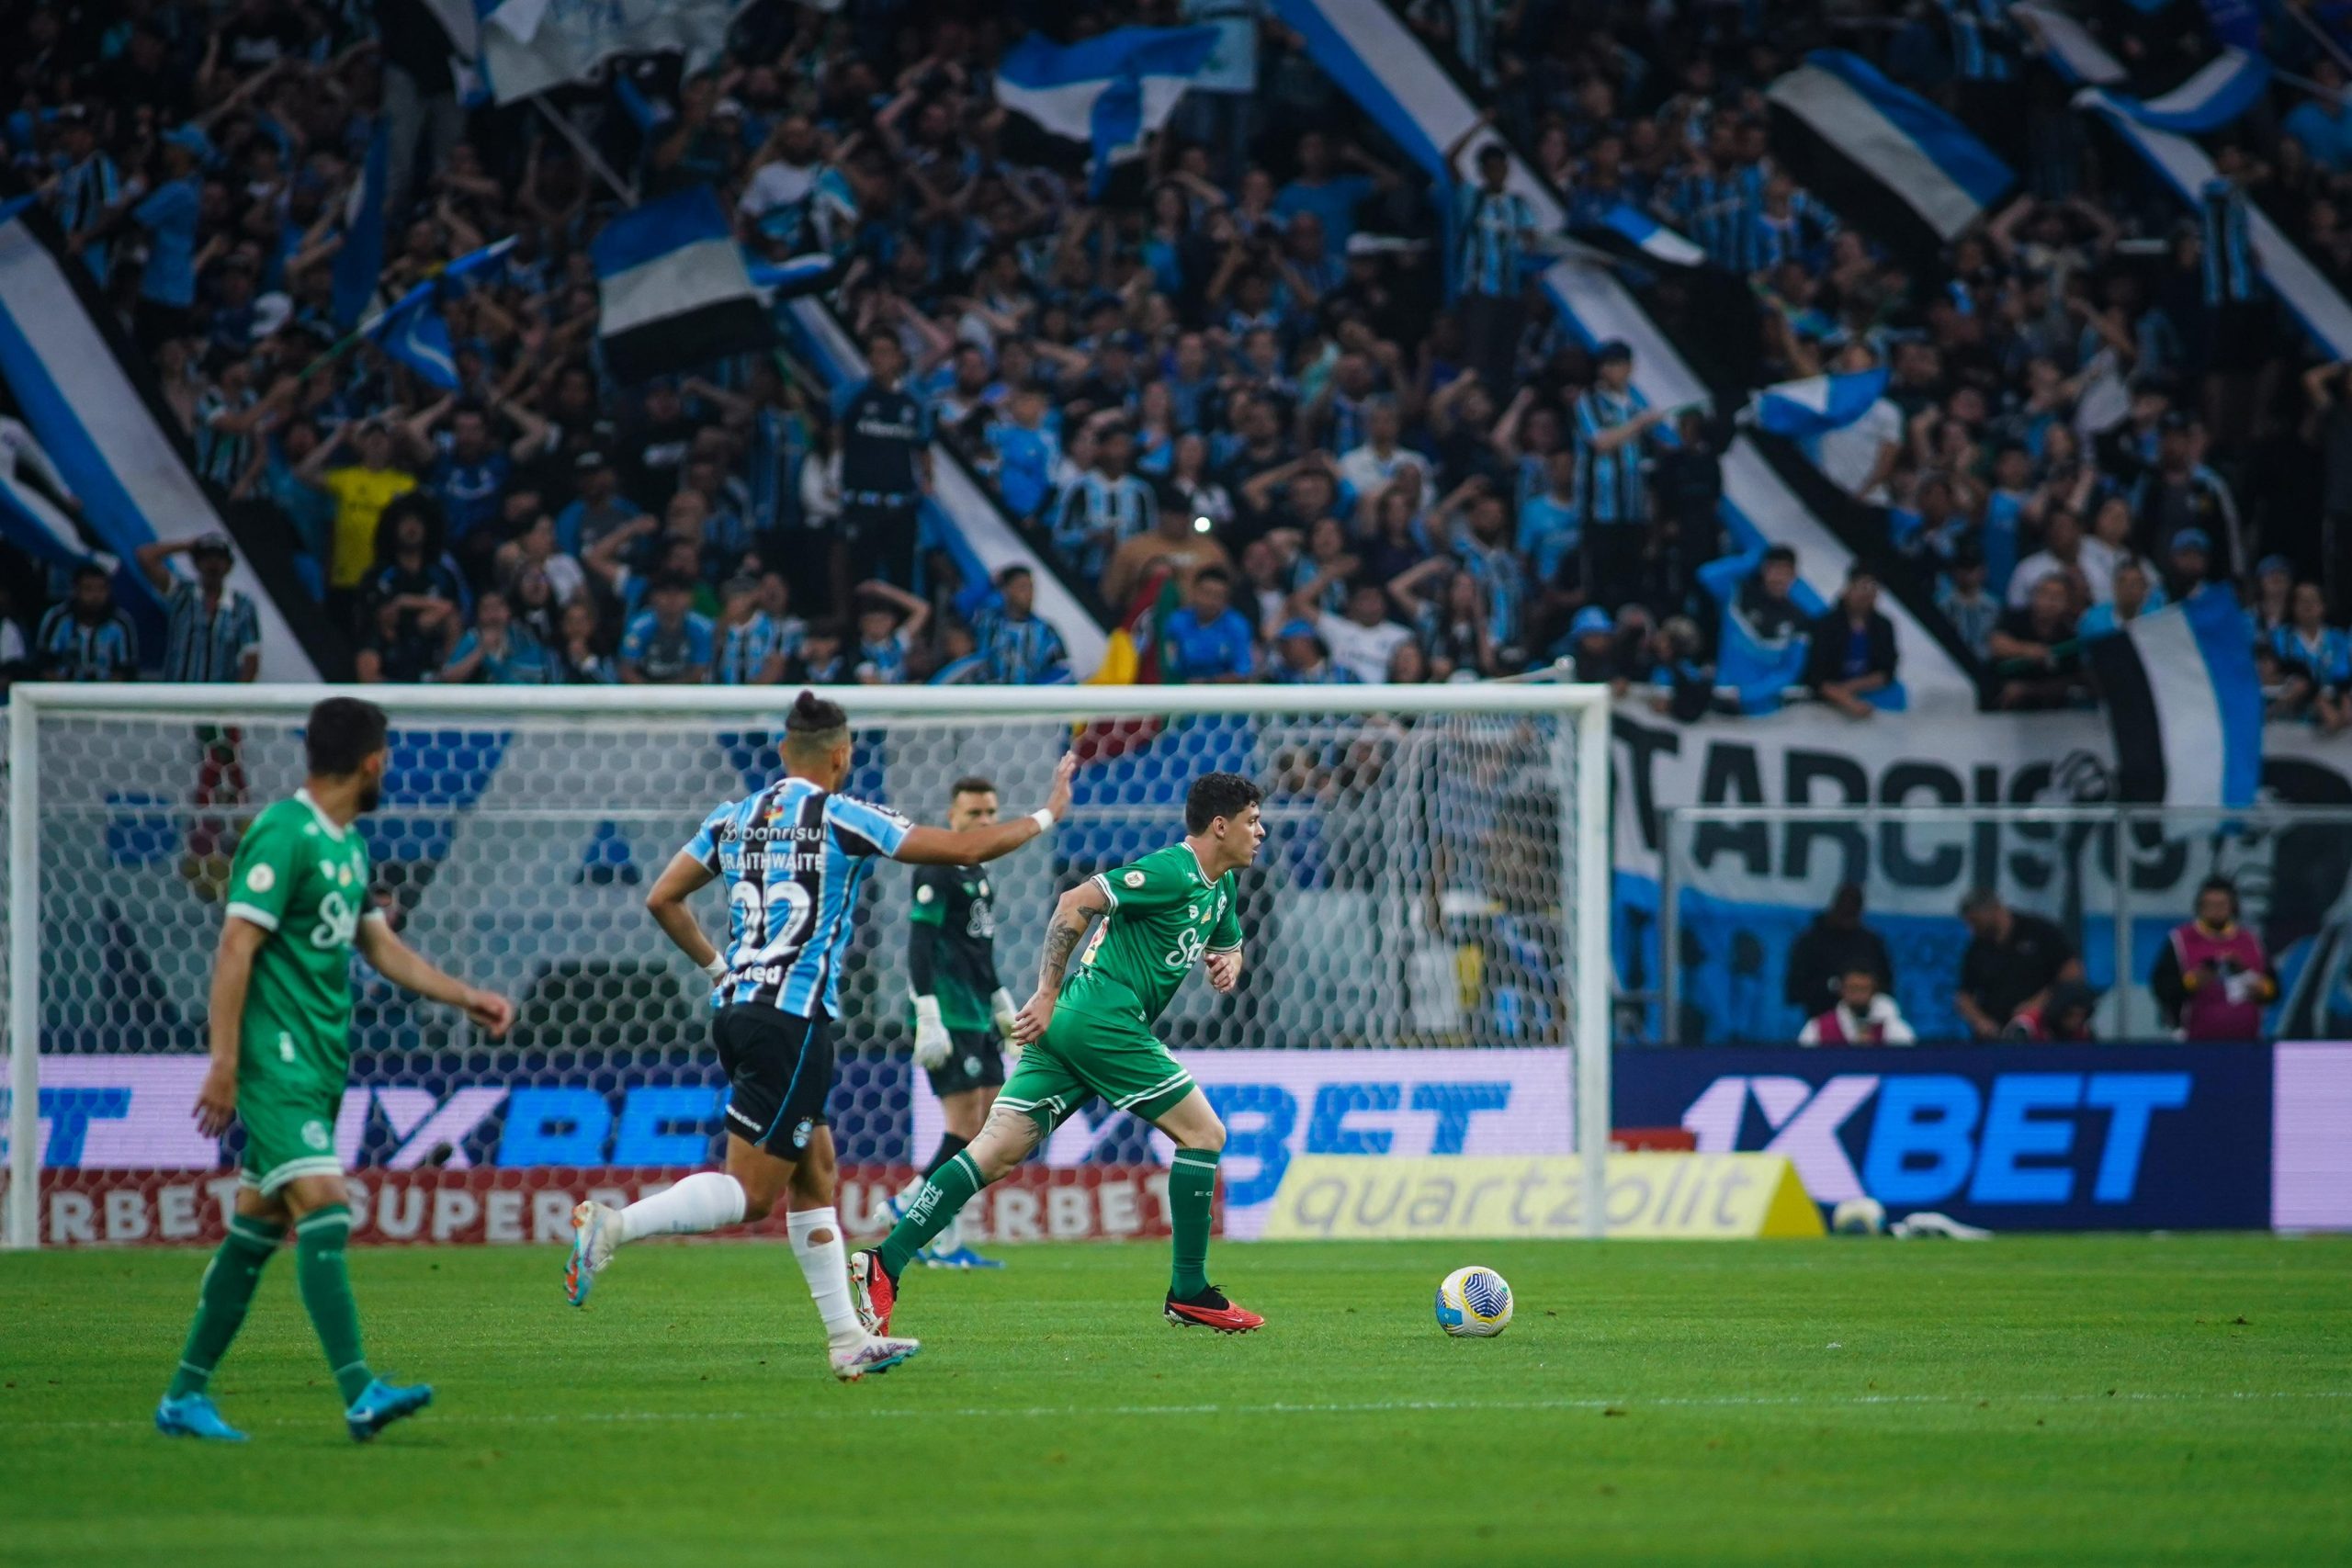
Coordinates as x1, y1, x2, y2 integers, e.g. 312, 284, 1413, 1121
13, 1389, 2352, 1434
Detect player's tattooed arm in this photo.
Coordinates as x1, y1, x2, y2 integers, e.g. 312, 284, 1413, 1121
1037, 912, 1086, 993
1013, 877, 1110, 1044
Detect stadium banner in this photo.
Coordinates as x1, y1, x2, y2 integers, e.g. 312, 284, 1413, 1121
1612, 1045, 2276, 1231
23, 1164, 1191, 1250
13, 1047, 1559, 1244
1609, 705, 2352, 1043
1259, 1154, 1824, 1240
2271, 1043, 2352, 1229
914, 1047, 1576, 1240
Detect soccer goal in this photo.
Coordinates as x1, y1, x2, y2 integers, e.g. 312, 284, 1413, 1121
3, 682, 1611, 1250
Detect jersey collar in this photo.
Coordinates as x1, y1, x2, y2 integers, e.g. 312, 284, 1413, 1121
296, 787, 347, 841
1182, 842, 1214, 886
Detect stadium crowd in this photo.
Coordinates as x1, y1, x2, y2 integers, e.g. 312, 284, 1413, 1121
2, 0, 2352, 724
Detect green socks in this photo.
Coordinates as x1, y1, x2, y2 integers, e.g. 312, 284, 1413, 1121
166, 1214, 286, 1398
878, 1149, 986, 1280
294, 1204, 373, 1404
1169, 1147, 1219, 1298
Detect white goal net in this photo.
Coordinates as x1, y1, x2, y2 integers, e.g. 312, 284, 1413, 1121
4, 683, 1610, 1249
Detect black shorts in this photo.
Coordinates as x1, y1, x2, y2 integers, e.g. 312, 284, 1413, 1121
714, 1006, 834, 1157
926, 1029, 1008, 1099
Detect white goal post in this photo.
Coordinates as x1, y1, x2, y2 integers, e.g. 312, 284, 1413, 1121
4, 681, 1611, 1249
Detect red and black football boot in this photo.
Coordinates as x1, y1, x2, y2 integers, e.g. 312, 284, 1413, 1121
849, 1248, 897, 1336
1164, 1284, 1265, 1333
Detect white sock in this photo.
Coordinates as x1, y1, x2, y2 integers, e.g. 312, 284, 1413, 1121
787, 1206, 865, 1353
617, 1172, 746, 1242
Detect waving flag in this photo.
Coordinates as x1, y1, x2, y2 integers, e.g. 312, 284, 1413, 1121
2100, 49, 2272, 133
591, 188, 775, 385
1580, 204, 1709, 269
1747, 367, 1892, 440
2088, 588, 2262, 807
1767, 51, 2014, 263
330, 124, 388, 331
994, 26, 1220, 197
744, 252, 844, 304
359, 238, 514, 390
480, 0, 749, 105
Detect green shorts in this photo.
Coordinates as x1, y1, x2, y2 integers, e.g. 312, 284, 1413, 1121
236, 1069, 345, 1196
999, 998, 1195, 1131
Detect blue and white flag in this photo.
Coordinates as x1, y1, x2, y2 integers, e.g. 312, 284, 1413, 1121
994, 26, 1220, 197
591, 188, 775, 385
2099, 49, 2271, 133
361, 237, 513, 389
744, 251, 843, 304
1747, 367, 1892, 440
1587, 203, 1709, 269
2088, 587, 2262, 807
1766, 51, 2014, 257
330, 124, 388, 332
480, 0, 749, 105
367, 281, 455, 388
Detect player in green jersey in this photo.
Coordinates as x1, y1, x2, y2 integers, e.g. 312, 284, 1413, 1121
853, 772, 1268, 1335
155, 697, 515, 1444
901, 775, 1022, 1269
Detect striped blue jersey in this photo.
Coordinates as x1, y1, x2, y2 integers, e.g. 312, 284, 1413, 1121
2200, 179, 2256, 305
686, 777, 915, 1020
1453, 185, 1536, 299
1576, 384, 1654, 525
162, 581, 261, 682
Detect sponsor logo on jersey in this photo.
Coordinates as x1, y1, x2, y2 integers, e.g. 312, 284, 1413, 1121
1165, 928, 1208, 968
311, 890, 360, 949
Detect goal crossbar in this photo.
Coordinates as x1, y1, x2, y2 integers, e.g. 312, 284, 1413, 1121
5, 681, 1611, 1248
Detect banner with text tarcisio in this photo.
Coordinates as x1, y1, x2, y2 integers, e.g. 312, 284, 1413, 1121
1611, 706, 2352, 1043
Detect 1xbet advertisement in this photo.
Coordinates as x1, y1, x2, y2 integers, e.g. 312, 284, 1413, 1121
1612, 1045, 2278, 1230
16, 1044, 2351, 1243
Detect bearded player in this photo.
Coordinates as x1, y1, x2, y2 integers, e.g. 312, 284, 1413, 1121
853, 772, 1267, 1336
563, 692, 1074, 1381
156, 697, 516, 1443
900, 775, 1023, 1269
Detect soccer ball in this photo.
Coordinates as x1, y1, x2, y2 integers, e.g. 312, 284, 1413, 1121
1434, 1266, 1513, 1338
1832, 1196, 1887, 1235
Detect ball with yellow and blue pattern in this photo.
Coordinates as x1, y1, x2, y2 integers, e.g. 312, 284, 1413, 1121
1434, 1266, 1513, 1338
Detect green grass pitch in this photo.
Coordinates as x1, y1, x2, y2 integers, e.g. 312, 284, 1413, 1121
3, 1235, 2347, 1566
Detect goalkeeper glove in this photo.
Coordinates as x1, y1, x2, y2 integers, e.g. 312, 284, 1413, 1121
912, 993, 952, 1069
990, 987, 1021, 1046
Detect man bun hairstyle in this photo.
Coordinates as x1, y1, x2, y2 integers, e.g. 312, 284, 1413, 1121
306, 696, 390, 778
1184, 771, 1262, 833
783, 690, 850, 762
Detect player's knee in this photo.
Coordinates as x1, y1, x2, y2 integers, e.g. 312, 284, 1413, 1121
1176, 1116, 1227, 1155
741, 1190, 777, 1223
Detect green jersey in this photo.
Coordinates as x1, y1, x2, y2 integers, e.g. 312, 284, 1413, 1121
908, 863, 1001, 1032
1065, 842, 1242, 1024
221, 790, 377, 1090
